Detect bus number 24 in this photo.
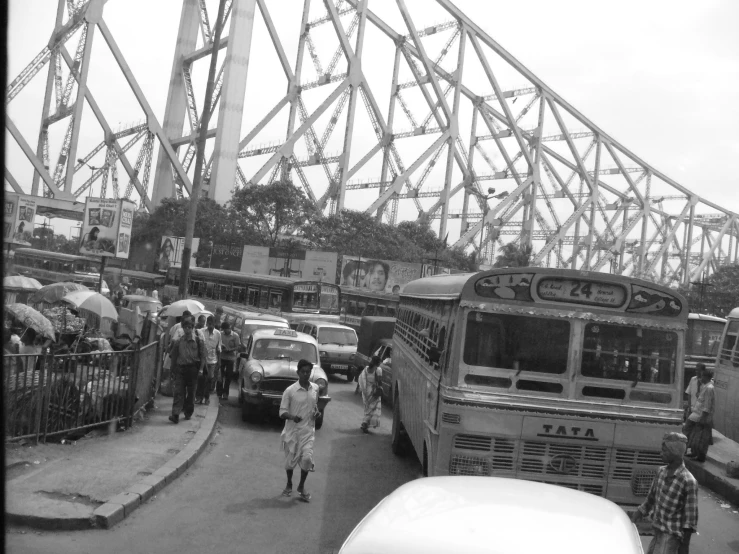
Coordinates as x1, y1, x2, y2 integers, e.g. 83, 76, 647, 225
570, 282, 593, 299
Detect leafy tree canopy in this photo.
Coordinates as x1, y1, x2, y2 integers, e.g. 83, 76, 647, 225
679, 265, 739, 317
228, 181, 317, 247
494, 242, 533, 268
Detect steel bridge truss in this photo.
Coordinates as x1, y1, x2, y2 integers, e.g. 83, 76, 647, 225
7, 0, 737, 285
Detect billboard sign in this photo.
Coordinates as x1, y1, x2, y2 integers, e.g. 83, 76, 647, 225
5, 193, 36, 245
158, 236, 200, 272
78, 198, 136, 259
340, 256, 422, 294
210, 243, 244, 271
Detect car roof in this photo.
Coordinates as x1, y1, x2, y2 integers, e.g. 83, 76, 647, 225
251, 328, 318, 344
299, 319, 355, 331
220, 306, 288, 323
688, 312, 727, 323
340, 477, 642, 554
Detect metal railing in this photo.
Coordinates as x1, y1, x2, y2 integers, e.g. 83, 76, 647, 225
4, 337, 161, 443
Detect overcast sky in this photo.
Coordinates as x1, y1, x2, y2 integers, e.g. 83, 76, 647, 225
6, 0, 739, 238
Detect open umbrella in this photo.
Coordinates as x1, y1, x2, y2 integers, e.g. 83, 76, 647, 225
3, 275, 43, 292
4, 303, 56, 341
62, 291, 118, 321
30, 282, 89, 305
159, 298, 205, 318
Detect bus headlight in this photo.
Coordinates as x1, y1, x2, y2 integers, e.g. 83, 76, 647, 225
250, 372, 263, 384
316, 378, 328, 394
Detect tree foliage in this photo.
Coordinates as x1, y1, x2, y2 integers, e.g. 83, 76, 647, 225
680, 265, 739, 317
493, 242, 533, 268
228, 181, 317, 247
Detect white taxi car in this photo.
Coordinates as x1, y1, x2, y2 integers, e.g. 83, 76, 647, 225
238, 328, 331, 428
339, 477, 643, 554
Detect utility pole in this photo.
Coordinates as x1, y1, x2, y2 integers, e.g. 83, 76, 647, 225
179, 0, 228, 299
690, 276, 714, 314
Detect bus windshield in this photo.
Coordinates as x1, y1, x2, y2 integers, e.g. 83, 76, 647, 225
463, 312, 569, 374
317, 328, 358, 346
686, 319, 724, 358
581, 323, 678, 384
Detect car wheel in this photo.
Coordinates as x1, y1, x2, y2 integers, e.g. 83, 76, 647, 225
391, 392, 407, 457
238, 382, 244, 405
315, 408, 324, 430
346, 369, 354, 382
241, 401, 251, 422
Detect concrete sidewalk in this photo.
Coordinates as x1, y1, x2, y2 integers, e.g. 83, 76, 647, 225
685, 428, 739, 506
6, 394, 219, 530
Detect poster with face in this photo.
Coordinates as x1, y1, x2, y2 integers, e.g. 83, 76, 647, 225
79, 198, 136, 258
158, 236, 199, 272
340, 256, 422, 293
8, 195, 36, 246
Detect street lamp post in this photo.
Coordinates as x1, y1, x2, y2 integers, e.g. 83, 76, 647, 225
469, 187, 498, 269
77, 158, 101, 194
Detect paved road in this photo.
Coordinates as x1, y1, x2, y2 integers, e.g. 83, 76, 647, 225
7, 379, 739, 554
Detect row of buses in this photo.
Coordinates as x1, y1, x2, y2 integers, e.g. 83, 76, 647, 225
12, 247, 736, 505
11, 247, 164, 294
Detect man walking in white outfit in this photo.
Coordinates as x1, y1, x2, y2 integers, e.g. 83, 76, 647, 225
279, 359, 320, 502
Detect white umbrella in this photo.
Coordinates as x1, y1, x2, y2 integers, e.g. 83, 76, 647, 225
62, 290, 119, 321
3, 275, 43, 292
159, 298, 205, 318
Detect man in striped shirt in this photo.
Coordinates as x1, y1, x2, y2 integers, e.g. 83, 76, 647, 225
632, 432, 699, 554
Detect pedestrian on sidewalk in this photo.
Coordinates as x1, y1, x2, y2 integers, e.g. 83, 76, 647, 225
217, 321, 241, 401
279, 359, 320, 503
169, 315, 206, 424
684, 367, 715, 463
358, 355, 383, 433
631, 432, 698, 554
197, 315, 221, 405
684, 363, 705, 421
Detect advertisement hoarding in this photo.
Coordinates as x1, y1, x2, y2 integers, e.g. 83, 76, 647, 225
210, 243, 244, 271
158, 236, 200, 272
5, 194, 36, 245
340, 256, 422, 294
78, 198, 136, 259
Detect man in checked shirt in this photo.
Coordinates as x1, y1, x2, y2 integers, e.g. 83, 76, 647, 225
632, 432, 699, 554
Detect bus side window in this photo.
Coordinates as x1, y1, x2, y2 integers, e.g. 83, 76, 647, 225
376, 304, 387, 316
365, 303, 376, 317
205, 281, 215, 299
269, 291, 282, 309
348, 301, 357, 316
259, 289, 270, 309
248, 287, 259, 307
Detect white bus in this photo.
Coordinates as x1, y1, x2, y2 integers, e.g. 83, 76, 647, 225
390, 268, 689, 508
714, 307, 739, 441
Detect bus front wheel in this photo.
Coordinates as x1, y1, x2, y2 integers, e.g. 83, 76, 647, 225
391, 393, 408, 456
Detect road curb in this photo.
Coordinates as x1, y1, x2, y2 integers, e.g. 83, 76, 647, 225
7, 401, 220, 532
685, 458, 739, 507
92, 401, 219, 529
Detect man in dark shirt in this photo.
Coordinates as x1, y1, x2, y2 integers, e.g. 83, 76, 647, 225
169, 315, 206, 424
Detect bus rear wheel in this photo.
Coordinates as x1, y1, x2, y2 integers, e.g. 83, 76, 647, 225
391, 393, 408, 456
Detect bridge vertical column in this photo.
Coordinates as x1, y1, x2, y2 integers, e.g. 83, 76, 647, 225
63, 0, 103, 194
522, 90, 546, 251
152, 0, 200, 206
638, 174, 651, 277
208, 0, 257, 203
683, 203, 695, 286
32, 0, 66, 197
377, 46, 402, 222
584, 138, 601, 269
439, 28, 466, 240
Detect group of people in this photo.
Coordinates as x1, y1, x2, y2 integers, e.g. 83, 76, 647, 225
166, 310, 241, 424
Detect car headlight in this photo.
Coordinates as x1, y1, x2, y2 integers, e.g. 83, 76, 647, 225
319, 351, 328, 358
316, 378, 327, 394
250, 372, 263, 384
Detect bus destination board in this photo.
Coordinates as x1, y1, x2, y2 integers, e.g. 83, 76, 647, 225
537, 278, 627, 308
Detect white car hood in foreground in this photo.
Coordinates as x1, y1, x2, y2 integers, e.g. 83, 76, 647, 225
340, 477, 643, 554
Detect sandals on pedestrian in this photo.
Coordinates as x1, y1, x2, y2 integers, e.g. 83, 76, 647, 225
360, 423, 369, 434
282, 487, 292, 497
297, 490, 311, 503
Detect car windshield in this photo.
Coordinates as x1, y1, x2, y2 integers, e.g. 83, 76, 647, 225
252, 339, 317, 364
317, 328, 357, 346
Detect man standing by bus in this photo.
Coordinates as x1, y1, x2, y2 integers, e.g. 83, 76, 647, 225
279, 359, 320, 502
631, 432, 698, 554
217, 321, 241, 401
684, 367, 716, 463
197, 315, 221, 405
